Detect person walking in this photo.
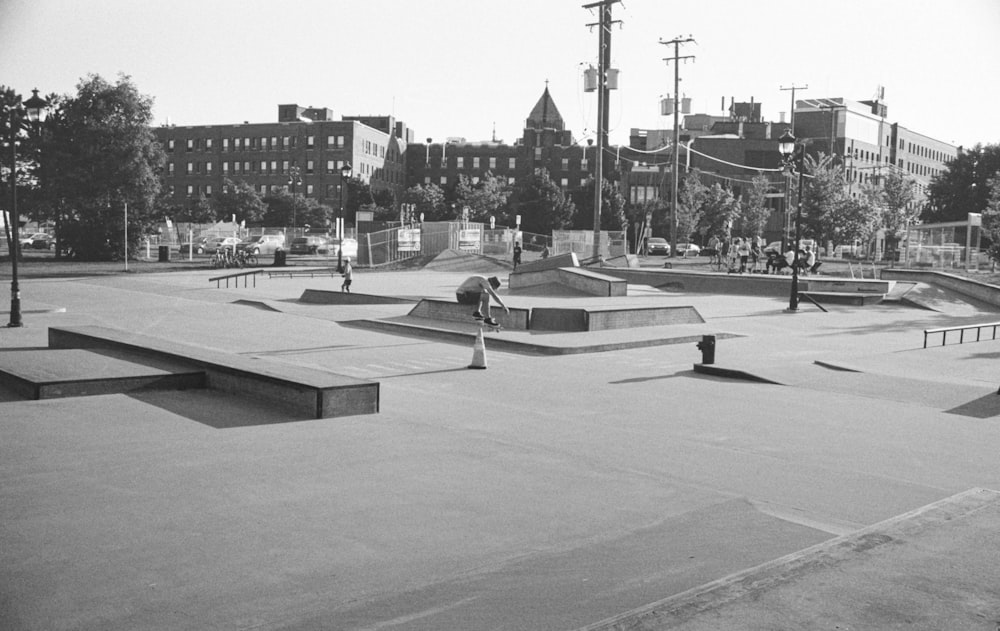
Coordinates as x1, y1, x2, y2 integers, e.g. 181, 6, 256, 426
736, 238, 751, 273
513, 242, 522, 270
341, 257, 353, 292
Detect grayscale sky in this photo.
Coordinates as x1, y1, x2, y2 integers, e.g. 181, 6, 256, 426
2, 0, 997, 148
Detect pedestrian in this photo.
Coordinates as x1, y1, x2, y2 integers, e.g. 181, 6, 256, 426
456, 275, 509, 326
737, 238, 751, 273
750, 240, 762, 273
341, 257, 353, 292
513, 242, 522, 270
803, 246, 816, 275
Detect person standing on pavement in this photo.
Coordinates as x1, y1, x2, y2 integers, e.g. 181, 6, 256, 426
341, 257, 353, 292
513, 242, 522, 270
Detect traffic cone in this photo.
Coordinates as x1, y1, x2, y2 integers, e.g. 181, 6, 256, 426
468, 328, 488, 369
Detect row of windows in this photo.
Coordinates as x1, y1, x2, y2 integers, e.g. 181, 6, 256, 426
165, 135, 349, 152
424, 156, 593, 172
899, 139, 950, 163
168, 159, 350, 177
423, 175, 589, 189
173, 181, 349, 199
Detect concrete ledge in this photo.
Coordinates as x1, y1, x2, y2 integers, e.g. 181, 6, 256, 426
408, 299, 530, 330
531, 305, 704, 332
512, 252, 579, 274
801, 291, 884, 306
47, 326, 379, 419
801, 277, 889, 294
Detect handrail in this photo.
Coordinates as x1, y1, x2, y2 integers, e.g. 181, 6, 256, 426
208, 269, 262, 288
923, 321, 1000, 348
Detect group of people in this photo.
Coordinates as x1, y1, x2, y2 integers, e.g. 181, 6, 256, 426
707, 235, 821, 276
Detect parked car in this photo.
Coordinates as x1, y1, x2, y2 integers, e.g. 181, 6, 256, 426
646, 237, 671, 256
677, 242, 701, 257
323, 237, 358, 259
20, 232, 49, 248
30, 233, 55, 250
237, 234, 285, 255
290, 235, 330, 255
177, 237, 210, 254
204, 236, 242, 253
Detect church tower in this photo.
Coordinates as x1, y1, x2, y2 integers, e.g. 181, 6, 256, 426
523, 84, 573, 148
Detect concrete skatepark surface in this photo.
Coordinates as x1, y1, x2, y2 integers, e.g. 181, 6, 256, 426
1, 264, 1000, 630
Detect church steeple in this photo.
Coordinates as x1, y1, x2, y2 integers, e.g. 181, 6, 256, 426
525, 81, 565, 131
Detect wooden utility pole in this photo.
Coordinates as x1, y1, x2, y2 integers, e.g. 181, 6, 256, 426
661, 36, 694, 257
779, 83, 807, 132
584, 0, 620, 261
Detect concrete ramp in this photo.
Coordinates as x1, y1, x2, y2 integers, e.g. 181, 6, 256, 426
509, 267, 627, 297
422, 249, 510, 273
299, 289, 416, 305
532, 305, 703, 332
578, 488, 1000, 631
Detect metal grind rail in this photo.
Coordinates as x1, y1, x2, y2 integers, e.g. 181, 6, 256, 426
923, 321, 1000, 348
209, 269, 262, 288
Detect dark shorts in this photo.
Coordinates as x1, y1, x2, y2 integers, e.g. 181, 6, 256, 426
456, 290, 482, 306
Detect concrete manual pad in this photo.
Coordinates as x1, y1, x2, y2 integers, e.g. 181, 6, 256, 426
0, 348, 205, 399
579, 488, 1000, 631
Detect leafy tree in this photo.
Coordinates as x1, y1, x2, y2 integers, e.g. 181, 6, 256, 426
401, 183, 447, 221
370, 188, 396, 222
454, 172, 511, 224
927, 143, 1000, 222
509, 168, 575, 235
262, 189, 331, 231
182, 194, 214, 223
699, 182, 742, 242
877, 169, 918, 257
213, 178, 267, 224
982, 174, 1000, 268
820, 195, 880, 257
40, 74, 164, 260
737, 174, 772, 240
677, 170, 707, 240
572, 177, 626, 233
800, 153, 847, 244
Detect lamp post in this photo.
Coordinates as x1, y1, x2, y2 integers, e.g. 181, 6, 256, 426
338, 162, 352, 273
778, 129, 805, 312
4, 88, 49, 328
287, 165, 302, 236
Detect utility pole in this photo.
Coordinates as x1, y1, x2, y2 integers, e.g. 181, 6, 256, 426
584, 0, 620, 261
661, 36, 695, 258
779, 83, 807, 132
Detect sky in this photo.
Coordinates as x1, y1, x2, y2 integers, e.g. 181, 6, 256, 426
2, 0, 998, 150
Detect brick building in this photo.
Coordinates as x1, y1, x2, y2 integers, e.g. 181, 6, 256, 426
155, 104, 411, 213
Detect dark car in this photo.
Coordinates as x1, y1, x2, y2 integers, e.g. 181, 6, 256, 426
177, 237, 210, 254
290, 235, 330, 255
30, 234, 55, 250
646, 237, 671, 256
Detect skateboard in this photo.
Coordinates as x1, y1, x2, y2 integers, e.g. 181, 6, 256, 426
474, 316, 502, 333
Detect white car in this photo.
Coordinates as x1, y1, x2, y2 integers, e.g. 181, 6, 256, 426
320, 238, 358, 259
238, 234, 285, 255
677, 243, 701, 257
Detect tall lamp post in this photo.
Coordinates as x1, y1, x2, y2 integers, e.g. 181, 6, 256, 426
287, 165, 302, 236
4, 88, 49, 328
337, 162, 352, 273
778, 129, 805, 312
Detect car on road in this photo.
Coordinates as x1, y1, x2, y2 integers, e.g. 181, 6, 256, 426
20, 232, 50, 248
290, 235, 331, 255
237, 234, 285, 255
677, 242, 701, 257
177, 237, 210, 254
646, 237, 671, 256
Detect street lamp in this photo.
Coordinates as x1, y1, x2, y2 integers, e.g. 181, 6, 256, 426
3, 88, 49, 328
287, 165, 302, 236
778, 129, 805, 312
338, 162, 352, 273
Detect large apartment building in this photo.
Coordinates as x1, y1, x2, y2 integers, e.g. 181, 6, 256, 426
155, 104, 411, 210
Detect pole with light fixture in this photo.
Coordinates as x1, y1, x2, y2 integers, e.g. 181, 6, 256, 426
777, 129, 804, 312
287, 165, 302, 237
3, 88, 49, 328
338, 162, 352, 273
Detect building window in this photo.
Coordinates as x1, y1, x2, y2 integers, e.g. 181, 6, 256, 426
508, 177, 516, 185
186, 185, 194, 196
205, 185, 212, 197
167, 139, 175, 152
457, 157, 464, 168
307, 135, 315, 149
560, 178, 569, 188
281, 160, 289, 174
473, 157, 480, 169
306, 184, 314, 195
306, 160, 314, 174
260, 185, 267, 194
534, 147, 542, 159
440, 176, 447, 185
580, 178, 588, 187
222, 162, 229, 174
205, 162, 212, 173
260, 160, 267, 173
509, 157, 516, 169
270, 136, 278, 150
205, 138, 213, 150
326, 160, 335, 174
186, 162, 193, 174
328, 135, 336, 147
186, 139, 194, 152
337, 135, 345, 146
167, 163, 175, 175
424, 176, 431, 184
222, 138, 229, 152
472, 176, 480, 184
489, 157, 496, 169
243, 161, 251, 173
270, 160, 277, 173
234, 138, 241, 150
561, 158, 569, 170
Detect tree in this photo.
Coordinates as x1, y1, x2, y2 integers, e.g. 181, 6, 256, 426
800, 153, 847, 244
572, 177, 626, 233
982, 174, 1000, 267
508, 168, 575, 235
213, 178, 267, 224
401, 183, 447, 222
927, 143, 1000, 222
738, 174, 772, 240
40, 74, 164, 260
877, 169, 918, 257
820, 195, 880, 257
698, 182, 741, 242
677, 170, 707, 240
454, 172, 511, 225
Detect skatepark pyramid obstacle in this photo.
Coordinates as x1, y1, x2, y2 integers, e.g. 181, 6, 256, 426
468, 328, 488, 369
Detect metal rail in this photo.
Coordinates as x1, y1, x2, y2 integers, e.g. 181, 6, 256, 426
923, 321, 1000, 348
208, 269, 262, 288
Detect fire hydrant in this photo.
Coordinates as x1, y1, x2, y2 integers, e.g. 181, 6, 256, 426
696, 334, 716, 365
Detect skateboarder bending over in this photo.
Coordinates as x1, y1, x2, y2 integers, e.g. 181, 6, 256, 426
456, 275, 509, 326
